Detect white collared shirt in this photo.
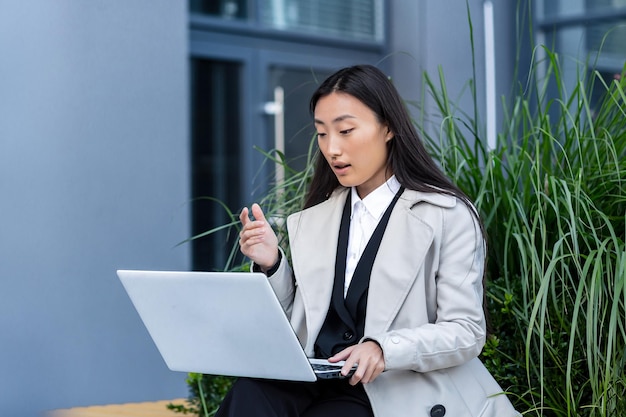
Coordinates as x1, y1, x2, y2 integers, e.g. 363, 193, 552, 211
344, 176, 401, 297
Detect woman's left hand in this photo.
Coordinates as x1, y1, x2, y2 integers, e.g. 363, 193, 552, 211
329, 341, 385, 385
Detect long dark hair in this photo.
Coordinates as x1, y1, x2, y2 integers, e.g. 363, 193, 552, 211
304, 65, 490, 328
304, 64, 473, 212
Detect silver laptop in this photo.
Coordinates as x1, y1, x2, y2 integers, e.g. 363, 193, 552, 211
117, 270, 356, 381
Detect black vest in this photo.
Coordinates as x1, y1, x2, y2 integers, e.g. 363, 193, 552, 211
314, 187, 404, 358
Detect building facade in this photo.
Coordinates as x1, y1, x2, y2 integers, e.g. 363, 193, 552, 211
0, 1, 623, 416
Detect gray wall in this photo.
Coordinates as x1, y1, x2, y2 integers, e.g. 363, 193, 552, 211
0, 1, 190, 415
389, 0, 516, 142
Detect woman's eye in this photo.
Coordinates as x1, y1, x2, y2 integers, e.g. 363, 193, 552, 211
316, 132, 326, 138
340, 128, 354, 135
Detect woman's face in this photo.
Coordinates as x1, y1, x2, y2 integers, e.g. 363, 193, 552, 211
314, 92, 393, 199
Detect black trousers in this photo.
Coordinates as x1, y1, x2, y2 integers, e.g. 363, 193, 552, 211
214, 377, 374, 417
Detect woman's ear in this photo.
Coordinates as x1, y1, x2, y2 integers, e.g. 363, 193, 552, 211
385, 128, 394, 142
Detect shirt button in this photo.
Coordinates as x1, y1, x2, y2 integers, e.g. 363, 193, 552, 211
391, 336, 400, 344
343, 331, 354, 341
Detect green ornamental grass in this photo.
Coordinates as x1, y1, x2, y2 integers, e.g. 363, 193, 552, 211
418, 20, 626, 416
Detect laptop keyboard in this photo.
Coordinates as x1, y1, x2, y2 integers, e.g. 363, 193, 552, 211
311, 363, 342, 371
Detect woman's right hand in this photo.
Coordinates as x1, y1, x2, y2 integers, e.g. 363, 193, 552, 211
239, 203, 279, 272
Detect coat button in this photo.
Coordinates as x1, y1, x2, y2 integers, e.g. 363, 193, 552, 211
343, 331, 354, 341
430, 404, 446, 417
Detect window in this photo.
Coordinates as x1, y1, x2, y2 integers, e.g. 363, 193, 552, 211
267, 66, 333, 173
586, 0, 626, 68
537, 0, 626, 70
189, 0, 248, 19
188, 1, 387, 271
536, 0, 626, 106
190, 59, 243, 271
189, 0, 384, 43
259, 0, 383, 42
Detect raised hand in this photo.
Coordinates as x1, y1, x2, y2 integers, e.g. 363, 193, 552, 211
239, 203, 279, 271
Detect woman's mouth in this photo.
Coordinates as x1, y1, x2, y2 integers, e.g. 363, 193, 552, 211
332, 163, 351, 175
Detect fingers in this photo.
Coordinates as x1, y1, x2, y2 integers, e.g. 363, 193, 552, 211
238, 212, 266, 249
328, 345, 353, 363
250, 203, 266, 222
332, 341, 385, 385
239, 204, 266, 229
239, 206, 250, 226
350, 358, 384, 385
238, 204, 279, 268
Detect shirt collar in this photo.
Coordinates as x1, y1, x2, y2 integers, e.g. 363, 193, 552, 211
350, 176, 401, 220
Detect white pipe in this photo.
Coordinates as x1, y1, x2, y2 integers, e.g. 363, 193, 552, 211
273, 86, 285, 187
271, 0, 286, 28
484, 0, 497, 150
262, 86, 285, 188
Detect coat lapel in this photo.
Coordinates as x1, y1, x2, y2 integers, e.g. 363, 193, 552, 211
287, 188, 350, 343
287, 188, 456, 343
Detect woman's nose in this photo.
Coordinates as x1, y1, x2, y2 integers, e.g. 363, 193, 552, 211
326, 134, 342, 156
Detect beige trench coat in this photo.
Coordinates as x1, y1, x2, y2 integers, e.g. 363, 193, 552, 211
266, 187, 520, 417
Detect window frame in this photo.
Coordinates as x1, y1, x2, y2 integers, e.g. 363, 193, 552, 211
187, 2, 389, 271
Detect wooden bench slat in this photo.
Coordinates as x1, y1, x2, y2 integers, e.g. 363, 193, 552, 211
47, 398, 188, 417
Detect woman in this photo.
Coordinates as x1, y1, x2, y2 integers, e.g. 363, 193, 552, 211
217, 65, 519, 417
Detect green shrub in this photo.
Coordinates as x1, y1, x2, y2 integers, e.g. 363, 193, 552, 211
167, 373, 235, 416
